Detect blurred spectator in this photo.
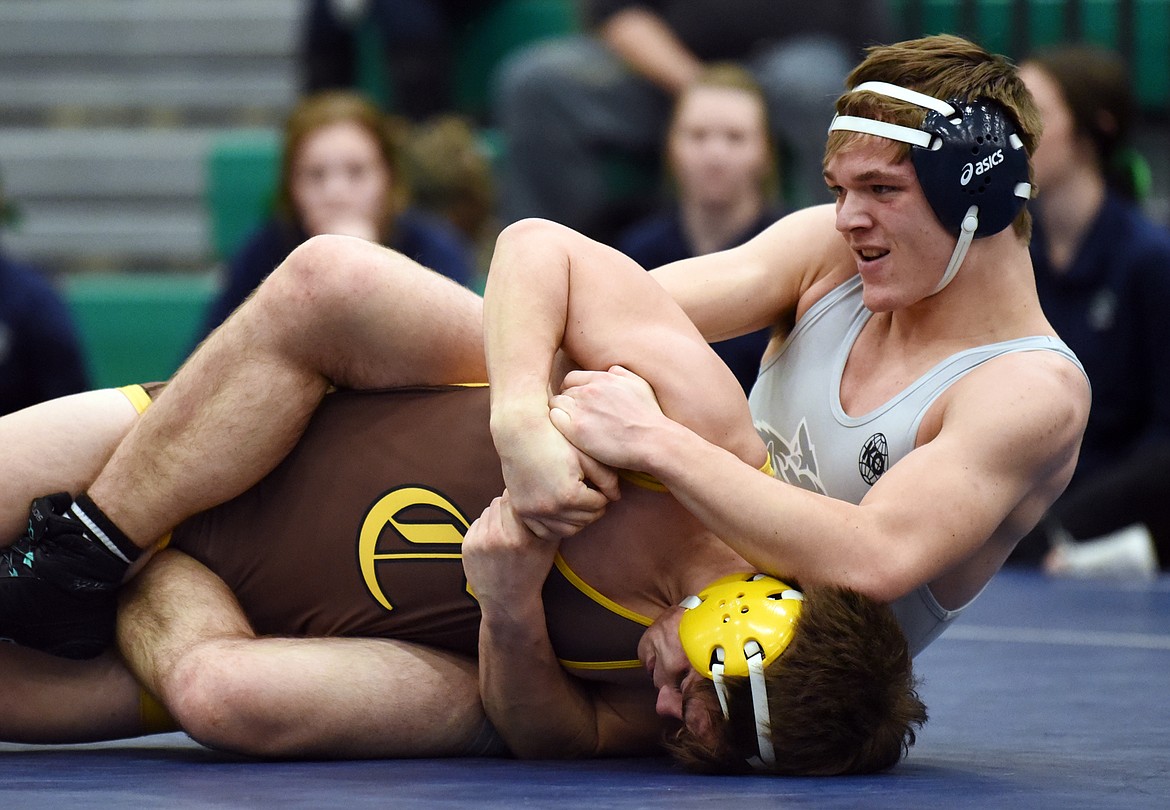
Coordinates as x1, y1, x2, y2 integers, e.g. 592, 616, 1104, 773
0, 172, 91, 415
494, 0, 889, 239
1007, 45, 1170, 574
619, 64, 781, 394
301, 0, 497, 122
405, 114, 497, 280
198, 91, 476, 339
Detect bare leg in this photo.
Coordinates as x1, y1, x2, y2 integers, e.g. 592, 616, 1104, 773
87, 235, 486, 552
119, 550, 488, 758
0, 645, 145, 744
0, 389, 139, 541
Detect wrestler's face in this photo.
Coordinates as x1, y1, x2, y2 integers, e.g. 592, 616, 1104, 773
638, 606, 722, 744
824, 138, 956, 311
668, 85, 772, 208
291, 120, 392, 240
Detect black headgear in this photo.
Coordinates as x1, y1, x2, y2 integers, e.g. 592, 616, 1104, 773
828, 81, 1032, 292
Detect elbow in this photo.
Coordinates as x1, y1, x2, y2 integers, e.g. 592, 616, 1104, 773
494, 217, 562, 250
828, 556, 917, 606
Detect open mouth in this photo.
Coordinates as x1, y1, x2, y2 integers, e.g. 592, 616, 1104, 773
857, 247, 889, 263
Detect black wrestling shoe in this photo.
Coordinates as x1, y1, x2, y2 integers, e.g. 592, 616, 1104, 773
0, 493, 128, 659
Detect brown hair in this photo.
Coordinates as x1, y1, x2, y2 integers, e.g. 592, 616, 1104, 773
276, 90, 410, 235
406, 114, 495, 242
666, 584, 927, 776
826, 34, 1041, 241
668, 62, 780, 202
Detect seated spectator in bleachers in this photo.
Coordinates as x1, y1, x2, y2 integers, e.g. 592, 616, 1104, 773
198, 90, 476, 339
618, 64, 780, 395
494, 0, 890, 240
1006, 45, 1170, 574
301, 0, 500, 122
405, 114, 498, 281
0, 174, 91, 416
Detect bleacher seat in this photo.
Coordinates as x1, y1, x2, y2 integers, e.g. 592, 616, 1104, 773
890, 0, 1170, 117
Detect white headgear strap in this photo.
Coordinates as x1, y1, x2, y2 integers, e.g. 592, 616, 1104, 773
827, 81, 990, 295
709, 641, 776, 770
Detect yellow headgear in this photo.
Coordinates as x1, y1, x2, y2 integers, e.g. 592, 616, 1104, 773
679, 573, 804, 677
677, 573, 804, 770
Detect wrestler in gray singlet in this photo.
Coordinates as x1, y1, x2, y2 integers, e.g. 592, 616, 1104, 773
748, 275, 1085, 654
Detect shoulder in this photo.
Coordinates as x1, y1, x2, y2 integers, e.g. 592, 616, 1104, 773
1101, 196, 1170, 259
231, 220, 299, 268
393, 209, 475, 281
0, 254, 65, 311
941, 348, 1090, 464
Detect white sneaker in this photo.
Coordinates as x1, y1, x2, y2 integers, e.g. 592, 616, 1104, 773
1044, 523, 1159, 580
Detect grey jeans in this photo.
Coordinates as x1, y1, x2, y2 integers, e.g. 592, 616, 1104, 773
493, 34, 854, 231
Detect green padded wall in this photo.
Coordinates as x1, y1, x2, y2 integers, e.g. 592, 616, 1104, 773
65, 273, 216, 388
205, 130, 281, 261
452, 0, 581, 120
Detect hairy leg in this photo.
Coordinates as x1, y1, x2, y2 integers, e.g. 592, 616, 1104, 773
0, 389, 139, 541
119, 550, 488, 759
87, 235, 486, 553
0, 645, 146, 744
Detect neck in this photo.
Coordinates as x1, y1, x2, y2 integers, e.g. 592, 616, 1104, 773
680, 195, 765, 256
562, 490, 752, 614
896, 234, 1047, 347
1036, 164, 1107, 272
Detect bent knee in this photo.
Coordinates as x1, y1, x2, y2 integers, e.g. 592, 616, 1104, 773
265, 234, 380, 309
163, 643, 286, 756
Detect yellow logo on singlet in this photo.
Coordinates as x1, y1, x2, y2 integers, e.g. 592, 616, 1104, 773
357, 486, 472, 612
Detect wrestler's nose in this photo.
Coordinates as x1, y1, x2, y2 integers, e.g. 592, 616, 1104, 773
656, 684, 684, 720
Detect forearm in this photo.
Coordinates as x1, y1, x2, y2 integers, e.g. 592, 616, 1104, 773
477, 600, 602, 759
641, 418, 908, 600
598, 8, 701, 94
483, 221, 571, 439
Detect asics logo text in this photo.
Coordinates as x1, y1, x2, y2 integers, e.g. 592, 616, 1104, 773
961, 148, 1003, 186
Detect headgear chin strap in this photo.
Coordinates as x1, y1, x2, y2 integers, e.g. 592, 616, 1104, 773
829, 80, 1032, 294
678, 573, 804, 771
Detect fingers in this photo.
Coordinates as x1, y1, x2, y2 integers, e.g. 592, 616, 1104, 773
559, 368, 607, 391
549, 402, 572, 433
577, 450, 621, 503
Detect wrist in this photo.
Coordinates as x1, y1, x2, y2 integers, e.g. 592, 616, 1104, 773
478, 596, 547, 644
639, 415, 699, 482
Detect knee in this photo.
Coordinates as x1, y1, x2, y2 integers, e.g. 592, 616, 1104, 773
256, 235, 388, 328
164, 643, 287, 757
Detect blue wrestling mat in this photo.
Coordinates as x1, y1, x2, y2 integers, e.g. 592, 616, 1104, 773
2, 569, 1167, 809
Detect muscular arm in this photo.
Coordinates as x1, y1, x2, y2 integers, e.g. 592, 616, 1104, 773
483, 218, 765, 538
649, 205, 846, 343
559, 352, 1089, 603
464, 495, 663, 758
